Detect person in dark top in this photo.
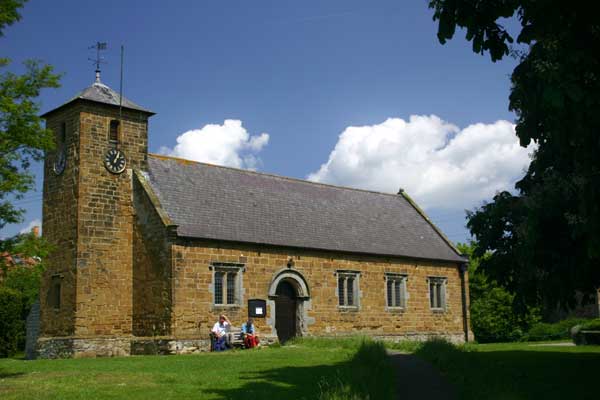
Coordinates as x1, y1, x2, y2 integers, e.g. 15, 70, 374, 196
241, 318, 260, 349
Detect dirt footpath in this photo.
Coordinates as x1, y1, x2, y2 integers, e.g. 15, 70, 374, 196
387, 350, 457, 400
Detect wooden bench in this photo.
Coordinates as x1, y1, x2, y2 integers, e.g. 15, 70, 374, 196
209, 327, 245, 351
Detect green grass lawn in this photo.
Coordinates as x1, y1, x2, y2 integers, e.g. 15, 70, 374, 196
0, 338, 394, 400
404, 340, 600, 400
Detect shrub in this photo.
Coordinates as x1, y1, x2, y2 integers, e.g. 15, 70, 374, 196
458, 242, 540, 343
0, 287, 24, 357
470, 287, 538, 343
527, 318, 589, 341
580, 319, 600, 331
572, 320, 600, 345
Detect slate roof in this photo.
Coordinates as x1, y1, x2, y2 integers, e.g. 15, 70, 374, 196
42, 81, 154, 117
143, 154, 465, 263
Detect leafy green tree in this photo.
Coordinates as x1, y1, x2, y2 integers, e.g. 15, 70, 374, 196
0, 286, 23, 357
1, 0, 60, 229
458, 242, 539, 342
0, 1, 26, 36
429, 1, 600, 311
0, 230, 51, 354
1, 230, 50, 306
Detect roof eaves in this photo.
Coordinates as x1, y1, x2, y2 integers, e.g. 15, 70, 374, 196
175, 233, 466, 264
41, 95, 155, 118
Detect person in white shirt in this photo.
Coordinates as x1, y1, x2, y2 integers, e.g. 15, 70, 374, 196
211, 314, 232, 350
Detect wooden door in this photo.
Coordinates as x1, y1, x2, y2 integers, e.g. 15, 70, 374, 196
275, 281, 297, 343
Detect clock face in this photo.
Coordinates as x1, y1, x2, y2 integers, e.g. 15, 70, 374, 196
53, 148, 66, 175
104, 148, 127, 174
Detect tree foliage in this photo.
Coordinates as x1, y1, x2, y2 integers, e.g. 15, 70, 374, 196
1, 230, 50, 306
0, 0, 26, 36
0, 286, 23, 357
0, 230, 51, 355
0, 0, 60, 229
429, 1, 600, 310
458, 242, 539, 343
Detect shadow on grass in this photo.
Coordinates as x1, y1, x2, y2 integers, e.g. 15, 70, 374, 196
415, 340, 600, 400
0, 369, 26, 379
202, 340, 394, 400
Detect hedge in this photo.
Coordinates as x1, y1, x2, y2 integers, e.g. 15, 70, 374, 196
0, 287, 24, 357
526, 318, 590, 342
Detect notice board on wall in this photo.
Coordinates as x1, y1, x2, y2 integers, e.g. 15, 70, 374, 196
248, 299, 266, 318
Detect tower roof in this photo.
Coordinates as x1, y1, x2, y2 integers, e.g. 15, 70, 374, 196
41, 80, 155, 117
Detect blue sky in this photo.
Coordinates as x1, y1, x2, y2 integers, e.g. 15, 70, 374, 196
1, 0, 530, 244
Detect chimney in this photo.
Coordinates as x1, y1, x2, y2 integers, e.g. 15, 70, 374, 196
32, 226, 40, 237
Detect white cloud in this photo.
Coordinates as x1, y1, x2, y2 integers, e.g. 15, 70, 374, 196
19, 219, 42, 235
308, 115, 535, 210
159, 119, 269, 170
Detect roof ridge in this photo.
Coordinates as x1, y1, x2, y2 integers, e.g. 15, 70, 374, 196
148, 153, 403, 198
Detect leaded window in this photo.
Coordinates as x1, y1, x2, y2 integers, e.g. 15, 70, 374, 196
337, 271, 360, 308
385, 273, 407, 309
212, 263, 244, 306
428, 277, 447, 310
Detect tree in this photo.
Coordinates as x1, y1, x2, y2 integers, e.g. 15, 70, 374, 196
0, 1, 27, 36
429, 1, 600, 311
0, 0, 60, 229
457, 242, 539, 343
1, 230, 51, 306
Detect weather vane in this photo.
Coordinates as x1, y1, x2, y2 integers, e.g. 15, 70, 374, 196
89, 42, 107, 82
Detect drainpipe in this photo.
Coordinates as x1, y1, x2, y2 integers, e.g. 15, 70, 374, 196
459, 261, 469, 343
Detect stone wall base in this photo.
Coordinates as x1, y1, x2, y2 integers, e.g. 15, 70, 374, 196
37, 337, 132, 359
36, 332, 467, 359
36, 335, 279, 358
308, 332, 468, 344
372, 332, 467, 344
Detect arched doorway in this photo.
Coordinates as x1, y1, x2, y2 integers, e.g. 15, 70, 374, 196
275, 280, 297, 343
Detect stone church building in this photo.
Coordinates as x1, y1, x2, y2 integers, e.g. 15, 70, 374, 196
36, 75, 471, 358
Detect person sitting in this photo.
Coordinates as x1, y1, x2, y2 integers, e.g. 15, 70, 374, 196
241, 318, 260, 349
211, 314, 232, 351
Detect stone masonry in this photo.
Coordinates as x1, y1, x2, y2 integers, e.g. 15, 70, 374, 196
39, 92, 153, 357
36, 78, 471, 358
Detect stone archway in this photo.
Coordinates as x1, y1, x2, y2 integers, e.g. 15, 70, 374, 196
267, 268, 313, 341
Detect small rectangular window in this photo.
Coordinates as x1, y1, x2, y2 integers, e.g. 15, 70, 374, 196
60, 122, 67, 145
109, 120, 120, 142
337, 271, 360, 308
385, 273, 407, 309
429, 277, 447, 310
212, 263, 244, 306
48, 275, 62, 309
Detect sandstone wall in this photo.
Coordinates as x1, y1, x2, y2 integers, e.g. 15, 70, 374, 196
74, 105, 149, 337
132, 172, 174, 336
170, 239, 468, 341
41, 105, 81, 336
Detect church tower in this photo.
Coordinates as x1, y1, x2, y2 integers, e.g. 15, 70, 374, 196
39, 72, 154, 357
